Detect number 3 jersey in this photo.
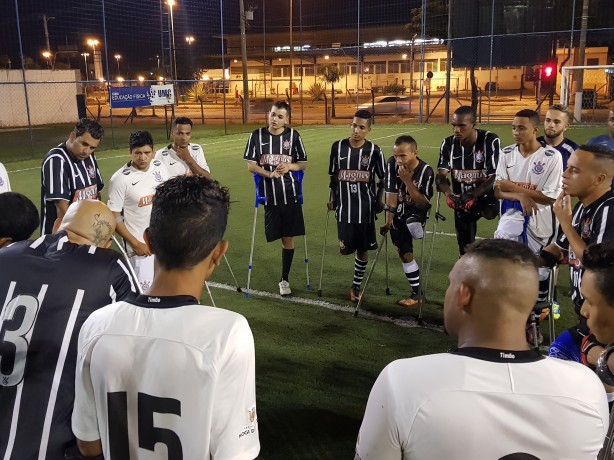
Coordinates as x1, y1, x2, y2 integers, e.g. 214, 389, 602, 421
329, 139, 386, 224
0, 233, 137, 460
72, 295, 260, 460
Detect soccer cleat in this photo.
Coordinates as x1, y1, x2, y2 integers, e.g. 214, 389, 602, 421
350, 286, 361, 303
552, 301, 561, 320
398, 292, 422, 308
278, 280, 292, 296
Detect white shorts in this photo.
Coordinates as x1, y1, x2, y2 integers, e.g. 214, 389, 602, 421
129, 254, 155, 293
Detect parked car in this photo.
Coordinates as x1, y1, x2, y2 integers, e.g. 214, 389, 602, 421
357, 96, 411, 115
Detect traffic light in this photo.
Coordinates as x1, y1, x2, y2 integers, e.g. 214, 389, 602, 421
541, 62, 557, 91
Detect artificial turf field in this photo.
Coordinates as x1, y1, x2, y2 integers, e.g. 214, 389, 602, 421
2, 121, 607, 458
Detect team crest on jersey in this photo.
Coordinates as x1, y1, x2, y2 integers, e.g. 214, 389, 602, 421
162, 150, 169, 156
153, 159, 161, 166
581, 218, 593, 239
86, 165, 96, 179
152, 171, 164, 182
282, 140, 291, 150
532, 161, 546, 175
0, 177, 4, 187
545, 148, 555, 156
140, 280, 151, 292
361, 154, 370, 168
475, 150, 484, 163
191, 145, 199, 150
248, 406, 257, 423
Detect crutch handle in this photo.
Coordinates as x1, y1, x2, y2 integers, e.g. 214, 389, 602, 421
253, 173, 268, 208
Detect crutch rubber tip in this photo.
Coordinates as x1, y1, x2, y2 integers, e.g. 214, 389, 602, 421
245, 293, 250, 299
353, 310, 359, 318
385, 288, 391, 295
304, 259, 309, 263
317, 289, 322, 296
306, 284, 311, 291
248, 265, 252, 269
236, 287, 243, 293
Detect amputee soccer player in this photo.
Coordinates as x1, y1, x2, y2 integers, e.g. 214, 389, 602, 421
495, 109, 562, 305
537, 104, 578, 170
436, 106, 500, 255
154, 116, 210, 178
380, 136, 433, 307
243, 100, 307, 296
355, 239, 608, 460
72, 176, 260, 460
329, 109, 386, 302
40, 118, 105, 235
539, 145, 614, 360
0, 199, 137, 460
107, 130, 168, 293
0, 192, 39, 248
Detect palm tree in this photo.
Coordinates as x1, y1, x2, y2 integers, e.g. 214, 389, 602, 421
319, 63, 344, 118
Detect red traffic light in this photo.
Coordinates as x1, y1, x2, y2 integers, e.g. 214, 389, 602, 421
543, 66, 554, 78
541, 63, 556, 80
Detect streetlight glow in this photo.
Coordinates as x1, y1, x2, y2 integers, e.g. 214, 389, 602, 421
185, 36, 195, 45
42, 51, 52, 69
117, 77, 124, 82
138, 76, 145, 82
114, 54, 122, 75
87, 39, 99, 48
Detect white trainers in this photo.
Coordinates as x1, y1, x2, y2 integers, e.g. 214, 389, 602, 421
278, 280, 292, 296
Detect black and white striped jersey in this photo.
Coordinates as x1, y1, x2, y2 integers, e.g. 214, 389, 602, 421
40, 144, 104, 235
385, 157, 434, 221
0, 232, 137, 460
243, 127, 307, 206
437, 129, 500, 195
556, 191, 614, 314
329, 139, 386, 224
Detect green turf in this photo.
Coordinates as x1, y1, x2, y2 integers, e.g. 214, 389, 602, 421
3, 122, 605, 459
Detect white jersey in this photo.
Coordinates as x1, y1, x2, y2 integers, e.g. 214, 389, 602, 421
155, 143, 210, 178
72, 295, 260, 460
356, 348, 608, 460
496, 144, 562, 243
107, 159, 168, 254
0, 162, 11, 193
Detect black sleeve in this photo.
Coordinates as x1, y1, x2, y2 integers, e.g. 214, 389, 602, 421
421, 165, 435, 201
384, 157, 398, 193
293, 131, 308, 162
243, 129, 261, 164
111, 256, 139, 300
329, 141, 339, 176
437, 138, 451, 171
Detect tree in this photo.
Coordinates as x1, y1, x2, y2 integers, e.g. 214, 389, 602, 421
0, 55, 11, 69
319, 63, 344, 118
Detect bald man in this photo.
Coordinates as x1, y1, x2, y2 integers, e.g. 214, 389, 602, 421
0, 192, 39, 248
0, 199, 138, 460
355, 239, 608, 460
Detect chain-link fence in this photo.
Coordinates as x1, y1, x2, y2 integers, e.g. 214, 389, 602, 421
1, 0, 612, 162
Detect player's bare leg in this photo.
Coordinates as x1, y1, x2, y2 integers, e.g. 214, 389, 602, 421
351, 250, 368, 302
398, 252, 421, 307
279, 236, 294, 296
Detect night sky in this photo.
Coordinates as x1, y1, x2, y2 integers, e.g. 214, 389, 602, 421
0, 0, 416, 76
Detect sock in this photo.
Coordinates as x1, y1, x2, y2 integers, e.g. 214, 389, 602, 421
402, 260, 420, 295
537, 267, 549, 303
353, 257, 368, 290
281, 248, 294, 282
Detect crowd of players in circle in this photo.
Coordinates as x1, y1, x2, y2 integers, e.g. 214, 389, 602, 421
0, 101, 613, 459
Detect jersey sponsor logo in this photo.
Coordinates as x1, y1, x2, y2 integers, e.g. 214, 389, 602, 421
170, 161, 177, 165
338, 169, 371, 183
452, 169, 487, 184
162, 150, 169, 156
122, 168, 131, 175
147, 296, 160, 303
86, 165, 96, 179
153, 159, 161, 166
499, 352, 515, 359
152, 171, 164, 182
545, 148, 555, 156
191, 145, 199, 150
132, 181, 140, 186
282, 140, 291, 150
361, 154, 370, 168
475, 150, 484, 163
73, 184, 98, 201
138, 194, 154, 207
512, 181, 538, 190
261, 153, 292, 166
532, 161, 546, 175
503, 146, 514, 154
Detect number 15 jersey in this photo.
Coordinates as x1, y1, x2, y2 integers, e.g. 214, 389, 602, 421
329, 139, 386, 224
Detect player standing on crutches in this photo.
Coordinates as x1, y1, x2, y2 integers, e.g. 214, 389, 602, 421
328, 110, 386, 302
379, 135, 434, 307
243, 100, 308, 296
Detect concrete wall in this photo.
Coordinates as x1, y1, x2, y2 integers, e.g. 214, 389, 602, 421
0, 69, 80, 127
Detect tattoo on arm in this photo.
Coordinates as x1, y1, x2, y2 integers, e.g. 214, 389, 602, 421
92, 213, 113, 246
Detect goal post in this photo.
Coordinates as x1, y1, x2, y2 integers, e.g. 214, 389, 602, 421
560, 65, 614, 122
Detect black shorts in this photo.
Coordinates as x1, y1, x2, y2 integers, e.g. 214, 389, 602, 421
337, 221, 377, 255
264, 202, 305, 242
390, 220, 415, 255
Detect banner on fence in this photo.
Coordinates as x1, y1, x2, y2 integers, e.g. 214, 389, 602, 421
109, 84, 175, 108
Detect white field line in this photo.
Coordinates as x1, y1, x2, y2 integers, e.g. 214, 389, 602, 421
207, 280, 443, 332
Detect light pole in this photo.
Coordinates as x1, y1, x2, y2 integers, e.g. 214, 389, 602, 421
87, 39, 100, 80
114, 54, 121, 76
42, 51, 51, 69
185, 36, 195, 79
185, 35, 194, 45
167, 0, 177, 81
81, 52, 89, 79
